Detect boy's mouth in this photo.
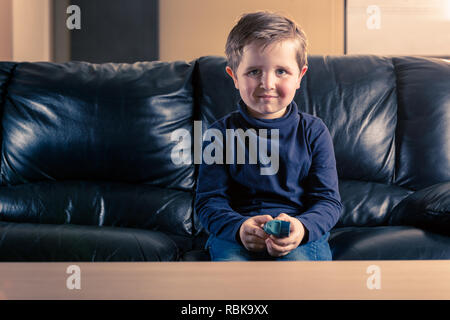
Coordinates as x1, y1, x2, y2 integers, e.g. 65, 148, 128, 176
257, 95, 277, 99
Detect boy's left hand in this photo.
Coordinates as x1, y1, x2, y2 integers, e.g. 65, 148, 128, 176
265, 213, 305, 257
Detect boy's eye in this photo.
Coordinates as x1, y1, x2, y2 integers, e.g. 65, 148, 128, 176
276, 69, 287, 75
247, 70, 260, 76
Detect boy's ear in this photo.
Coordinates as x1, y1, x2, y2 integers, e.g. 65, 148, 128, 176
226, 66, 239, 89
297, 65, 308, 89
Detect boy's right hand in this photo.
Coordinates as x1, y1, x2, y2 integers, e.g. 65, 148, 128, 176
238, 215, 273, 252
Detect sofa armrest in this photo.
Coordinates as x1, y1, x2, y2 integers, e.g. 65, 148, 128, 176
388, 182, 450, 235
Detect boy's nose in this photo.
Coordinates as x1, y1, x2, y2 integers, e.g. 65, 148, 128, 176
260, 72, 276, 90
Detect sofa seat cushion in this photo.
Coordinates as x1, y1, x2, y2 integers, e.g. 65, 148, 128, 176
0, 181, 199, 239
0, 222, 179, 261
181, 249, 211, 261
330, 226, 450, 260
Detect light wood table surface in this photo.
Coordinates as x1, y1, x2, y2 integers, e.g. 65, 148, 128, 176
0, 260, 449, 300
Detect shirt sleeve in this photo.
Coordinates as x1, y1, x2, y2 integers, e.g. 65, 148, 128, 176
194, 124, 248, 243
296, 119, 342, 243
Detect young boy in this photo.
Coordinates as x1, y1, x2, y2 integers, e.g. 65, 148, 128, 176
195, 11, 342, 261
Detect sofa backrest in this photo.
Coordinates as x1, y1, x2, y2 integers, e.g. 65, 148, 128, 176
0, 61, 195, 188
391, 57, 450, 190
0, 60, 200, 239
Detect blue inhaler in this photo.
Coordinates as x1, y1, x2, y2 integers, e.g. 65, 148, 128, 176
263, 220, 290, 238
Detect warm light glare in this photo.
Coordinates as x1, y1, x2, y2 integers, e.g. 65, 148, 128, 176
445, 0, 450, 20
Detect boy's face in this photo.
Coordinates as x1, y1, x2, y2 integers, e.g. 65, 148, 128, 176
226, 39, 307, 119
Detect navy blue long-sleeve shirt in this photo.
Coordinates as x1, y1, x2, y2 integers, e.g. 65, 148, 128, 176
194, 100, 342, 244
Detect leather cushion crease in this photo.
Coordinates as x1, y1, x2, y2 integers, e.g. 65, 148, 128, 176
0, 55, 448, 261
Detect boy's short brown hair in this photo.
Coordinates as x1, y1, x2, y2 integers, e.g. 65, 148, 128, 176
225, 11, 308, 72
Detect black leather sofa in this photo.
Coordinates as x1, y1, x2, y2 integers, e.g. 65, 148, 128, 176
0, 55, 449, 261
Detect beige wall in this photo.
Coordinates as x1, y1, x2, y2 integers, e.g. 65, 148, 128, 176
2, 0, 344, 63
12, 0, 52, 62
0, 0, 13, 60
159, 0, 344, 62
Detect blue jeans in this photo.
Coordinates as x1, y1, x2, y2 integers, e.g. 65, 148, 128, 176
206, 232, 332, 261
